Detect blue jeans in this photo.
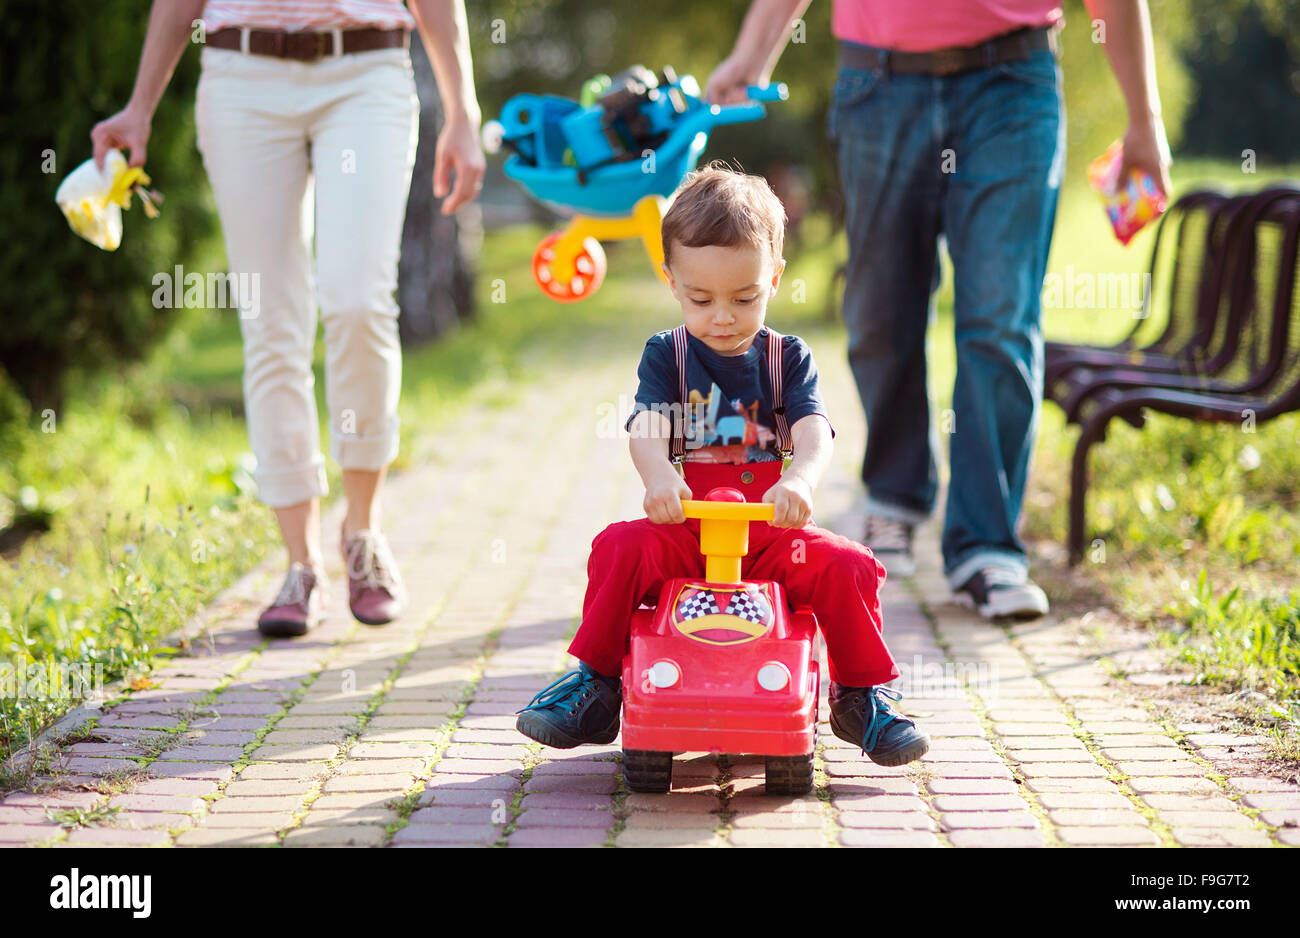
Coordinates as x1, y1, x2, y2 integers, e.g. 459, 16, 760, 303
828, 44, 1065, 589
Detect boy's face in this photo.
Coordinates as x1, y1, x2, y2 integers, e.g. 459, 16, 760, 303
662, 243, 785, 356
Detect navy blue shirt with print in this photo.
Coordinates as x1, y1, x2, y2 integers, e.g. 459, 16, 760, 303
625, 327, 833, 464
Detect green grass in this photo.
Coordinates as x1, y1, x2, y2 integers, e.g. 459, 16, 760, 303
1157, 572, 1300, 700
46, 802, 121, 829
0, 386, 279, 759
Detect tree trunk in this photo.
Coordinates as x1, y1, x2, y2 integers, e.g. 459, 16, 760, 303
397, 37, 480, 347
0, 342, 65, 418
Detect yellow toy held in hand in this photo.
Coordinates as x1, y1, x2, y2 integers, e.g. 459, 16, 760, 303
55, 149, 162, 251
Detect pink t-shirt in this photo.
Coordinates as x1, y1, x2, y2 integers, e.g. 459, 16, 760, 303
202, 0, 416, 32
832, 0, 1062, 53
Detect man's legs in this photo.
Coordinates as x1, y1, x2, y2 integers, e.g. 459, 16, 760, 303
830, 64, 945, 525
940, 50, 1064, 594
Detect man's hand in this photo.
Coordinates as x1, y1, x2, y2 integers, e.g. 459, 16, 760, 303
434, 113, 486, 215
704, 52, 764, 106
1119, 116, 1173, 199
1084, 0, 1173, 198
764, 477, 813, 528
644, 473, 694, 525
703, 0, 810, 106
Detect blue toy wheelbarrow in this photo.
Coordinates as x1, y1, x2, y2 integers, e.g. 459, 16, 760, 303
482, 66, 787, 302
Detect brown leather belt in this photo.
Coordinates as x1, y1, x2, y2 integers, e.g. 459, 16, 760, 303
206, 26, 408, 61
839, 25, 1054, 76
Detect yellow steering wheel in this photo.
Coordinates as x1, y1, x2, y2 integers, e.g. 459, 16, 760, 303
680, 488, 773, 585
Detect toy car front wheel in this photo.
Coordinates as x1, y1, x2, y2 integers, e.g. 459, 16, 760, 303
622, 748, 673, 793
765, 753, 814, 795
532, 232, 606, 302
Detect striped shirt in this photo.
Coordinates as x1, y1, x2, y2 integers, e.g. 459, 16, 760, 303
202, 0, 416, 32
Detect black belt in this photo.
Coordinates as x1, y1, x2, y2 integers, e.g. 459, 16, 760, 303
839, 25, 1054, 76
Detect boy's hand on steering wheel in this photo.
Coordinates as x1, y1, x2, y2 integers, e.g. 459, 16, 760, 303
644, 474, 693, 525
764, 478, 813, 529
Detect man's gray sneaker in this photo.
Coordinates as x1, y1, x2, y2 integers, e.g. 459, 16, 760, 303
953, 567, 1049, 620
864, 514, 915, 577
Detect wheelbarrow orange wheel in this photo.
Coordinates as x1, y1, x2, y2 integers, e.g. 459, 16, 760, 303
532, 232, 607, 302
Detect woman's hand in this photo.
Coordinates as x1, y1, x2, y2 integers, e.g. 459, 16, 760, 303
644, 473, 694, 525
91, 105, 152, 170
434, 112, 486, 215
764, 477, 813, 528
87, 0, 199, 171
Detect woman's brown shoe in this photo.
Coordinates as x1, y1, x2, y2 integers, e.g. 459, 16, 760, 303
258, 563, 329, 638
341, 529, 407, 625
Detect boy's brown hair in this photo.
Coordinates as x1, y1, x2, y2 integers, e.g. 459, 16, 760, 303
661, 161, 786, 270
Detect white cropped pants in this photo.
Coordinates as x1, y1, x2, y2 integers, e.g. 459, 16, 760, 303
195, 44, 418, 508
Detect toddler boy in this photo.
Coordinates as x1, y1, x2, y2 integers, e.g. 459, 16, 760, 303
516, 163, 929, 767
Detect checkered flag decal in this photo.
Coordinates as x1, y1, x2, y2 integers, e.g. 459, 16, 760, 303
677, 588, 721, 621
725, 587, 771, 625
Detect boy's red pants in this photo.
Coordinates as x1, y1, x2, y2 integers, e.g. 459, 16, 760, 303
568, 463, 900, 688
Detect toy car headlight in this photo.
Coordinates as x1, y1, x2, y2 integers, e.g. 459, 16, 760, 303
756, 662, 790, 691
646, 660, 680, 689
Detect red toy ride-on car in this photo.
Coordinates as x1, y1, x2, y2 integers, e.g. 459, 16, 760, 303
620, 486, 821, 795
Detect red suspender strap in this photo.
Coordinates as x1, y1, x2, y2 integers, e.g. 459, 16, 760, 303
670, 325, 689, 462
766, 328, 793, 456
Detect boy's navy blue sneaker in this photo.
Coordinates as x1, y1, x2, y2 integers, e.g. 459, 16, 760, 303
828, 683, 930, 766
516, 663, 621, 749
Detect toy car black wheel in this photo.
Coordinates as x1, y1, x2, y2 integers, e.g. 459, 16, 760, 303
765, 753, 814, 795
622, 749, 673, 793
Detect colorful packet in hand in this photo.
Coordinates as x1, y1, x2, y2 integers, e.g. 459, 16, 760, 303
1087, 140, 1166, 246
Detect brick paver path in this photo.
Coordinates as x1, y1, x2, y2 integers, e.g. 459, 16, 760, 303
3, 323, 1298, 848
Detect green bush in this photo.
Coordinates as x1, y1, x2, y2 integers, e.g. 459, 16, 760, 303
1178, 0, 1299, 162
0, 0, 218, 415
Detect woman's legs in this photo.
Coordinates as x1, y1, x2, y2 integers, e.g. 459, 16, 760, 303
342, 467, 386, 540
195, 49, 327, 579
309, 50, 418, 537
292, 49, 418, 621
273, 499, 324, 570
